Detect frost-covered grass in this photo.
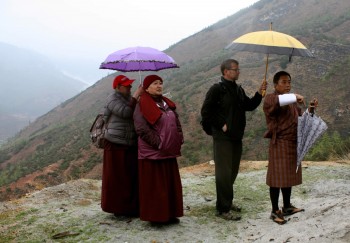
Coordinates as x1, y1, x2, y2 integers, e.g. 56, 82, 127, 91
1, 164, 349, 242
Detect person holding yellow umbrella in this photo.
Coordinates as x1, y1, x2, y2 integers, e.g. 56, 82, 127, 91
201, 59, 266, 220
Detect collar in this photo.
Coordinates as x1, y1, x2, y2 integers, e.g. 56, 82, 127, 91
221, 76, 238, 87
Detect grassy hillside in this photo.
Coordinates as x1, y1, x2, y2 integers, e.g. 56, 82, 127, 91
0, 0, 350, 201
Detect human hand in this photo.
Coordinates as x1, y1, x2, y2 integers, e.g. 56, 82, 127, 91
295, 94, 305, 106
308, 98, 318, 113
133, 85, 144, 99
259, 79, 268, 96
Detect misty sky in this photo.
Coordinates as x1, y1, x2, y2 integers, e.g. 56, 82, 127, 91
1, 0, 259, 83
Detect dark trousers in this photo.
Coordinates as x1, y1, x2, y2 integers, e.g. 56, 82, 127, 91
213, 139, 242, 213
269, 187, 292, 212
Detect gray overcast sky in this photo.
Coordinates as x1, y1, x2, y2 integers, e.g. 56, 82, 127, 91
0, 0, 259, 82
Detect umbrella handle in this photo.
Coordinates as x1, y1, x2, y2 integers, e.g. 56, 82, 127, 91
261, 54, 269, 97
138, 70, 142, 84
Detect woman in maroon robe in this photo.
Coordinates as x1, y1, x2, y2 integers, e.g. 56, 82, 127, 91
263, 71, 313, 224
133, 75, 184, 224
101, 75, 142, 217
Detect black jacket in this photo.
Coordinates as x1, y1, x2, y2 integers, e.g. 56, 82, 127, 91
201, 77, 262, 140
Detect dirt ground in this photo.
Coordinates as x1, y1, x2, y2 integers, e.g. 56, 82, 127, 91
181, 159, 350, 174
0, 160, 349, 242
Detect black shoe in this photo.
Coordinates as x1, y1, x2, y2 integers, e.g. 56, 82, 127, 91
168, 218, 180, 224
150, 218, 180, 226
216, 211, 241, 221
231, 204, 242, 212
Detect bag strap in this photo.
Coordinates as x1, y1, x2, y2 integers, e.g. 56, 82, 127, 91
89, 114, 102, 132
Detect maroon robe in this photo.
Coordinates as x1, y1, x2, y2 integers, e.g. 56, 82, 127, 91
134, 95, 184, 222
101, 140, 139, 216
138, 158, 183, 222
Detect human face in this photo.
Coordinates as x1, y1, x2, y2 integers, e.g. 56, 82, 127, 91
274, 75, 291, 94
223, 63, 240, 81
118, 84, 132, 97
146, 79, 163, 96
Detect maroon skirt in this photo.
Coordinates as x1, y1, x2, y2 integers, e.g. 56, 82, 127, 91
138, 158, 183, 222
101, 140, 139, 216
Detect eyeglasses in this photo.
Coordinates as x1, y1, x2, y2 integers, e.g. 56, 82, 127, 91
228, 68, 240, 72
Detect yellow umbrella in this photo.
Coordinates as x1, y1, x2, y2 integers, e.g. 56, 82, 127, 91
226, 24, 314, 96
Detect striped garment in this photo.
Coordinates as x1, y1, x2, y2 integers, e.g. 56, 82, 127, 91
263, 92, 302, 187
267, 139, 302, 187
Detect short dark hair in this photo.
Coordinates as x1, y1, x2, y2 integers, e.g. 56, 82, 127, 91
273, 71, 291, 85
220, 59, 239, 75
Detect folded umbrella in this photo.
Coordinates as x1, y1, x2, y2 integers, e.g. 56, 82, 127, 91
297, 111, 328, 172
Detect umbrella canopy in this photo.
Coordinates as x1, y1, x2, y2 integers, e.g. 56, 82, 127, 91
99, 46, 179, 72
297, 112, 328, 172
226, 30, 314, 58
225, 23, 314, 96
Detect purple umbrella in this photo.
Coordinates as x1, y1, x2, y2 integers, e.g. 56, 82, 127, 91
99, 46, 179, 72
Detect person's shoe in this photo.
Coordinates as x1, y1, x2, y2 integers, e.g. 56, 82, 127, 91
270, 210, 287, 225
282, 205, 305, 216
113, 213, 139, 218
167, 218, 180, 224
230, 204, 242, 212
216, 211, 241, 221
150, 218, 180, 226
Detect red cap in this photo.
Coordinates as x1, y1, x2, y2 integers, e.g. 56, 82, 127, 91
113, 75, 135, 89
143, 75, 163, 89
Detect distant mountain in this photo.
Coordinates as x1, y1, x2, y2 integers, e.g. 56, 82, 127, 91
0, 0, 350, 201
0, 42, 87, 142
